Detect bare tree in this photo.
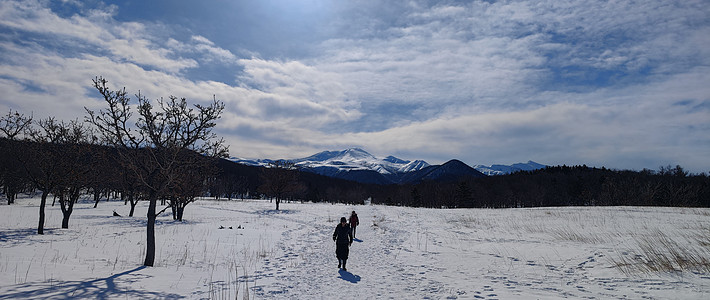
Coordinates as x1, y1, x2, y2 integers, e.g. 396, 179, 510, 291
22, 118, 96, 232
258, 161, 301, 210
167, 150, 216, 221
0, 110, 33, 204
45, 119, 96, 229
0, 109, 33, 140
85, 77, 228, 267
0, 139, 25, 205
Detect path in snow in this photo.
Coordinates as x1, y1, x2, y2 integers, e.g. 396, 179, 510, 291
2, 199, 709, 299
245, 204, 454, 299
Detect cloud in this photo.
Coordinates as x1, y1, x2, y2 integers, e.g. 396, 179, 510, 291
315, 0, 710, 105
0, 0, 198, 73
188, 35, 238, 63
0, 0, 708, 172
236, 58, 361, 125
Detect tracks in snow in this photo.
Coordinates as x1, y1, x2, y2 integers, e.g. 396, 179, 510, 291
249, 205, 452, 299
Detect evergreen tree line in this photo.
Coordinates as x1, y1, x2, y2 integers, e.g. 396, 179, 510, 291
368, 165, 710, 208
211, 161, 710, 209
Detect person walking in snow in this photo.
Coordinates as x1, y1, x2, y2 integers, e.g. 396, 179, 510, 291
333, 217, 353, 271
349, 211, 360, 239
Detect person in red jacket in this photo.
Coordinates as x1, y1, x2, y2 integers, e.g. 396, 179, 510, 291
349, 211, 359, 239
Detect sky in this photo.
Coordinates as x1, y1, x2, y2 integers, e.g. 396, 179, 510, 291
1, 0, 709, 173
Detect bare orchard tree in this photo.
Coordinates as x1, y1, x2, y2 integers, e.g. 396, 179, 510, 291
0, 110, 33, 204
42, 119, 96, 229
258, 160, 301, 211
0, 109, 33, 140
21, 118, 93, 233
165, 150, 216, 221
85, 76, 228, 267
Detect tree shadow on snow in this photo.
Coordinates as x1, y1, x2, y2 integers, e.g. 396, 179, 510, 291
256, 209, 297, 216
0, 266, 184, 299
0, 228, 59, 247
338, 269, 361, 284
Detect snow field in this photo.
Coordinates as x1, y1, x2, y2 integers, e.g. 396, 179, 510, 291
1, 197, 709, 299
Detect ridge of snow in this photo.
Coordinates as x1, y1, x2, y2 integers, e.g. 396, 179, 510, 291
398, 160, 430, 173
232, 149, 544, 176
234, 148, 430, 175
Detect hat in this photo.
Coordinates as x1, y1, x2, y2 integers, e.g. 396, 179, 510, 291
340, 217, 347, 223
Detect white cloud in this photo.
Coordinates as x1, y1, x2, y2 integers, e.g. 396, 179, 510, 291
0, 0, 197, 73
236, 58, 361, 124
190, 35, 238, 63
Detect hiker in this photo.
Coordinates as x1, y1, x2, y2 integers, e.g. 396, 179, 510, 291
349, 211, 360, 239
333, 217, 353, 271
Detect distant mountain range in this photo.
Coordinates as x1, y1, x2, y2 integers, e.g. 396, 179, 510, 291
472, 161, 548, 176
230, 148, 546, 185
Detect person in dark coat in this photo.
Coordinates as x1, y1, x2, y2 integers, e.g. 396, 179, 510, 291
333, 217, 353, 271
349, 211, 360, 239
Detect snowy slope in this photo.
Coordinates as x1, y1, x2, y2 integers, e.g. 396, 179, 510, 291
2, 196, 709, 299
232, 148, 430, 175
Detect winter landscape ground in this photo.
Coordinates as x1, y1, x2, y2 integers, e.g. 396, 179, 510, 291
1, 196, 709, 299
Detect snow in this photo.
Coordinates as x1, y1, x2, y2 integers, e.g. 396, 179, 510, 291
293, 148, 418, 175
230, 148, 431, 175
2, 197, 710, 299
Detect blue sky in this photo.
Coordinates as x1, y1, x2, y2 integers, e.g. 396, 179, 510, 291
1, 0, 709, 172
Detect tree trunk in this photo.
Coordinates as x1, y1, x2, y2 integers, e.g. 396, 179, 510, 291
176, 206, 184, 221
5, 186, 15, 204
171, 201, 177, 220
276, 198, 280, 210
60, 190, 78, 229
61, 211, 71, 228
38, 190, 49, 235
59, 194, 68, 229
129, 193, 137, 217
144, 196, 157, 267
93, 189, 101, 208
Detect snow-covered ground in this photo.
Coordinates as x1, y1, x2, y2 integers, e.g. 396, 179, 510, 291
1, 197, 709, 299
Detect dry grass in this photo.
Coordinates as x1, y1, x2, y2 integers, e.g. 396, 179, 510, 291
610, 229, 710, 276
549, 228, 608, 244
447, 214, 486, 229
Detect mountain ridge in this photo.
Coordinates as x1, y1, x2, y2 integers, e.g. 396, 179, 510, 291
230, 148, 547, 184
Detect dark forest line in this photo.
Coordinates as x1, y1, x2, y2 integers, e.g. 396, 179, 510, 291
212, 156, 710, 208
368, 165, 710, 208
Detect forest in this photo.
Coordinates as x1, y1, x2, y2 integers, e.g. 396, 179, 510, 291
367, 164, 710, 208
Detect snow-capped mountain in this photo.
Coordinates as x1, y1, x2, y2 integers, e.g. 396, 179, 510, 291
473, 161, 547, 176
231, 149, 546, 184
232, 148, 430, 175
